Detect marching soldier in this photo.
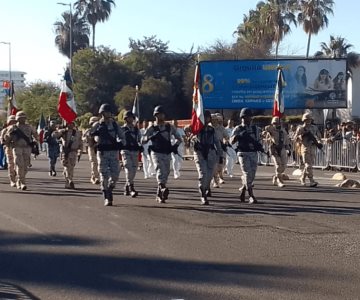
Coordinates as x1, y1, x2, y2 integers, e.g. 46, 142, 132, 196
53, 122, 83, 189
91, 104, 125, 206
82, 116, 100, 184
230, 108, 263, 204
263, 117, 290, 187
44, 120, 60, 176
212, 113, 229, 187
192, 110, 222, 205
0, 115, 17, 187
4, 111, 39, 190
295, 113, 323, 187
121, 110, 142, 197
141, 105, 182, 203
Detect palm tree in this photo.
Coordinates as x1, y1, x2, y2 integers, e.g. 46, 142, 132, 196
74, 0, 116, 48
260, 0, 297, 58
54, 11, 90, 58
316, 35, 360, 70
296, 0, 334, 58
320, 35, 353, 58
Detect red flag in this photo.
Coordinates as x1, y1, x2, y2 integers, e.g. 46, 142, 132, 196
190, 64, 204, 135
58, 80, 77, 123
8, 81, 18, 116
272, 67, 286, 118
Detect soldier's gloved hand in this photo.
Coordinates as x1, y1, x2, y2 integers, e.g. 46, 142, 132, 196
219, 156, 224, 164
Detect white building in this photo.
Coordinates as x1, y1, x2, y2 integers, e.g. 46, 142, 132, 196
0, 70, 26, 111
0, 70, 26, 89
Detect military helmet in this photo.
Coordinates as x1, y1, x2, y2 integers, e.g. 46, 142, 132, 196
15, 111, 27, 120
98, 103, 112, 114
204, 110, 211, 119
271, 116, 280, 124
239, 108, 252, 118
302, 112, 313, 122
89, 116, 99, 125
7, 115, 16, 124
123, 110, 135, 120
153, 105, 165, 116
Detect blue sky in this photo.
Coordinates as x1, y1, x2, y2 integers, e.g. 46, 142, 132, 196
0, 0, 358, 83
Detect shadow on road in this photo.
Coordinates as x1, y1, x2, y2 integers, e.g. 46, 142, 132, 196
0, 230, 349, 299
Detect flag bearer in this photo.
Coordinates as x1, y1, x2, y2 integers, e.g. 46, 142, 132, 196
44, 120, 60, 177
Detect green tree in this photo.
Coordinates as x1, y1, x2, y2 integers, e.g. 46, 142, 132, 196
259, 0, 297, 58
296, 0, 334, 58
15, 82, 60, 126
74, 0, 116, 48
54, 11, 90, 58
72, 47, 135, 115
114, 85, 137, 112
315, 35, 360, 70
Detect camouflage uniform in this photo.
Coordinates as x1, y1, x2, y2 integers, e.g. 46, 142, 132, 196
4, 111, 39, 190
231, 108, 263, 204
121, 111, 142, 197
263, 117, 290, 187
53, 124, 83, 189
82, 117, 100, 184
44, 122, 60, 176
295, 113, 322, 187
142, 106, 181, 203
0, 115, 17, 186
91, 104, 126, 206
193, 111, 222, 205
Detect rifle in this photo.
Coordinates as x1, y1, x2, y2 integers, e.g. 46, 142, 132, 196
12, 127, 39, 156
302, 130, 323, 150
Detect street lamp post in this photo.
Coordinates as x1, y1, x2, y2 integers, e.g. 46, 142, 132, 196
0, 41, 11, 83
57, 2, 72, 77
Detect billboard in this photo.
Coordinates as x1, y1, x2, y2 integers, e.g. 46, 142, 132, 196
199, 59, 348, 109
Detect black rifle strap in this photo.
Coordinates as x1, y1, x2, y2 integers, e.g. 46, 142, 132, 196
15, 128, 33, 146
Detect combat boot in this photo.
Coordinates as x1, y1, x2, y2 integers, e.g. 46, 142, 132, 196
239, 186, 246, 203
206, 188, 212, 197
156, 185, 164, 203
103, 190, 113, 206
272, 175, 277, 186
276, 177, 285, 188
69, 181, 75, 189
309, 178, 318, 187
161, 184, 169, 201
124, 184, 130, 196
49, 169, 53, 177
300, 175, 306, 186
130, 184, 138, 198
65, 179, 71, 189
248, 187, 258, 204
201, 188, 209, 205
10, 181, 16, 188
20, 183, 27, 191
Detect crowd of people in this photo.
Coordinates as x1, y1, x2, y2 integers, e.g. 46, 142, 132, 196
0, 106, 359, 206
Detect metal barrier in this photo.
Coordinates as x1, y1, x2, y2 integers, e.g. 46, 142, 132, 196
328, 139, 358, 170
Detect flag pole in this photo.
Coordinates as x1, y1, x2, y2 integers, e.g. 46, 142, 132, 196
136, 85, 140, 122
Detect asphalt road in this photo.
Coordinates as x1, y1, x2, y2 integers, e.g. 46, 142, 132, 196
0, 154, 359, 300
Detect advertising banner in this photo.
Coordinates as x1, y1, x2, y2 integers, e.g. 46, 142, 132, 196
199, 59, 347, 109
